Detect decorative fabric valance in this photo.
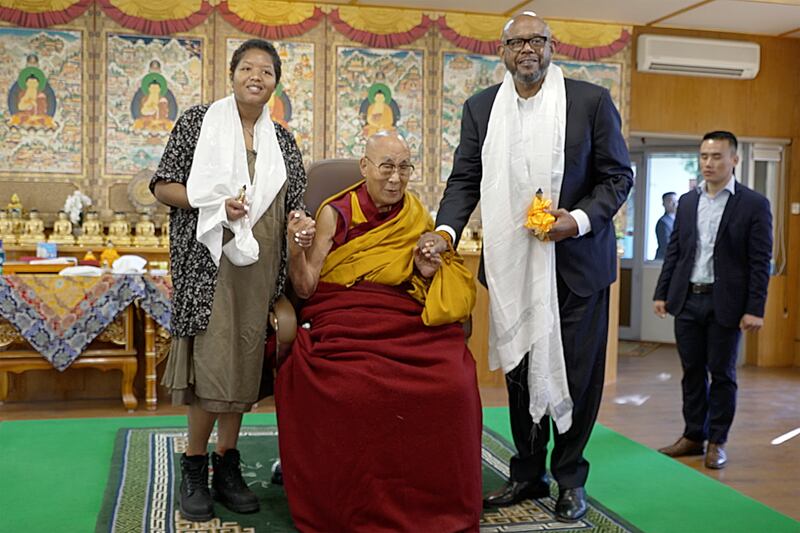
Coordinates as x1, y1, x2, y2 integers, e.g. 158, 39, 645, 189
96, 0, 213, 35
0, 2, 631, 60
0, 0, 91, 27
329, 6, 432, 48
218, 0, 324, 40
437, 13, 631, 60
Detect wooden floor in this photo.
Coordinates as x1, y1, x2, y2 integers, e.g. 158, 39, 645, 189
2, 344, 799, 521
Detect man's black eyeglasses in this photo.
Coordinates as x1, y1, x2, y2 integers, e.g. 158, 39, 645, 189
504, 35, 549, 52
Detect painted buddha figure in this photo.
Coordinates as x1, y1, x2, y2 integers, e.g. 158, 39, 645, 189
133, 212, 159, 247
19, 209, 45, 245
8, 54, 56, 129
107, 212, 132, 246
268, 83, 291, 130
360, 83, 400, 139
49, 210, 75, 245
132, 60, 176, 133
78, 211, 105, 246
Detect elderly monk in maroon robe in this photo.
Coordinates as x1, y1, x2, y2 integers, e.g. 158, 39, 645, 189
276, 131, 482, 532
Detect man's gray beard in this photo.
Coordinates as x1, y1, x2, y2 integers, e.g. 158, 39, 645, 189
515, 68, 546, 85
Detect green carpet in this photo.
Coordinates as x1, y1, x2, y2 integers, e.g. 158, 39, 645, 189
0, 408, 797, 533
93, 424, 634, 532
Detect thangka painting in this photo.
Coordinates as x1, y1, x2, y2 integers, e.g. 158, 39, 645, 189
334, 46, 424, 181
439, 54, 624, 181
225, 39, 315, 166
104, 34, 204, 177
556, 60, 623, 111
0, 28, 84, 176
440, 52, 505, 181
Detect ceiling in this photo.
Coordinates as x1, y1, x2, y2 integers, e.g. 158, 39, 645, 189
343, 0, 800, 38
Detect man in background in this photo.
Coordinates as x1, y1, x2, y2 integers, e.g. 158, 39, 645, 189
654, 191, 677, 259
654, 131, 772, 469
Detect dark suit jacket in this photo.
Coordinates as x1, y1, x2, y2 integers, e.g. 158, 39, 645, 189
654, 214, 675, 259
435, 79, 634, 297
653, 181, 772, 329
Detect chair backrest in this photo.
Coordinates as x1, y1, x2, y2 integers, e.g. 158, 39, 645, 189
304, 158, 362, 216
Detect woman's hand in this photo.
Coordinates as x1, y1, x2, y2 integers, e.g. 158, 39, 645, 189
225, 198, 247, 222
288, 210, 315, 250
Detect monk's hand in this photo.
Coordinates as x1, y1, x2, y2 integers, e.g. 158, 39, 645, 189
740, 313, 764, 332
413, 245, 442, 278
545, 209, 579, 242
416, 231, 449, 260
225, 198, 247, 222
653, 300, 668, 319
288, 210, 315, 249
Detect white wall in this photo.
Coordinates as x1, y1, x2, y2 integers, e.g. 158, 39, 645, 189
639, 263, 676, 343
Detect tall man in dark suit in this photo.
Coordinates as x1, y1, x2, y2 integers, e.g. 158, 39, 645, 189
654, 131, 772, 469
418, 13, 632, 521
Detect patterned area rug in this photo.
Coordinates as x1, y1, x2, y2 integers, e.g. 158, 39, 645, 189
618, 340, 662, 358
96, 426, 638, 532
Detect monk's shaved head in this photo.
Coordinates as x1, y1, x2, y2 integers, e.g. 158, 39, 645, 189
365, 130, 409, 160
360, 130, 413, 210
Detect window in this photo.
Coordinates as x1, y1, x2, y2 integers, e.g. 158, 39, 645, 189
645, 152, 698, 261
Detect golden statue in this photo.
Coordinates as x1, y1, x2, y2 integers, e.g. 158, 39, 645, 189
19, 209, 45, 246
133, 212, 159, 247
107, 212, 132, 246
10, 209, 23, 236
159, 218, 169, 247
6, 193, 22, 213
78, 211, 105, 247
100, 241, 121, 269
48, 210, 76, 245
0, 210, 17, 245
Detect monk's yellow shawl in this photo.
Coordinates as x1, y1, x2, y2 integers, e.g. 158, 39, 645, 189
319, 183, 476, 326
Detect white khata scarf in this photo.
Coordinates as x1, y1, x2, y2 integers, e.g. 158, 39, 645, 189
481, 65, 573, 434
187, 94, 287, 267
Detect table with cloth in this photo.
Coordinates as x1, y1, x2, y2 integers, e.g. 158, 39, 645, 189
0, 274, 173, 410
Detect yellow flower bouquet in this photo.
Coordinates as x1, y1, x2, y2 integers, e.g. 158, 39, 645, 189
524, 188, 556, 240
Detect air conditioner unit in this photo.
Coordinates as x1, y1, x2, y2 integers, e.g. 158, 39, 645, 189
637, 34, 760, 79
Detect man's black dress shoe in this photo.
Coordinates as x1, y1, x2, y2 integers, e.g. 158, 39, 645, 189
555, 487, 587, 522
483, 479, 550, 508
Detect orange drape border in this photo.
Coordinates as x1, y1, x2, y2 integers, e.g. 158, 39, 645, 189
0, 0, 91, 27
0, 3, 631, 58
438, 15, 631, 60
96, 0, 213, 35
329, 8, 433, 49
217, 1, 324, 40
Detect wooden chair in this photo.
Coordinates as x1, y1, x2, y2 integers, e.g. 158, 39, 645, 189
269, 159, 363, 348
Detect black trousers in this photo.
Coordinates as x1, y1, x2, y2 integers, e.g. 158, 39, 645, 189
674, 291, 741, 444
506, 274, 609, 489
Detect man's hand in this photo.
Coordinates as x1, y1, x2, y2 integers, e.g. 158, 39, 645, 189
740, 314, 764, 332
225, 198, 247, 222
416, 231, 449, 261
287, 210, 315, 250
546, 209, 579, 242
653, 300, 668, 318
413, 246, 442, 278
